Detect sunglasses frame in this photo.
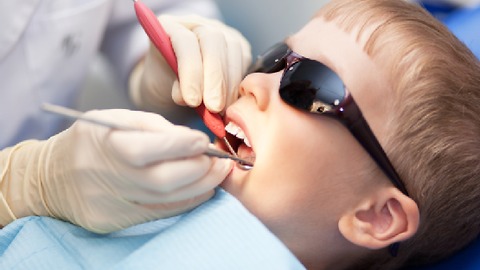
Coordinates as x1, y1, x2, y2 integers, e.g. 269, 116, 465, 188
251, 42, 408, 196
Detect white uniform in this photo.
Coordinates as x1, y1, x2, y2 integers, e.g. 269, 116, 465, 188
0, 0, 220, 148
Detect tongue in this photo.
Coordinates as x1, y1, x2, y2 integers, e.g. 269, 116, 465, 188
238, 143, 255, 162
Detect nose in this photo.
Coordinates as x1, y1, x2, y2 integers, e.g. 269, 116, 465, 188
239, 72, 282, 111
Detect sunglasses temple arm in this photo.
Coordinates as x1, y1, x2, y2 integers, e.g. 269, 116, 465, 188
340, 99, 408, 257
343, 102, 409, 196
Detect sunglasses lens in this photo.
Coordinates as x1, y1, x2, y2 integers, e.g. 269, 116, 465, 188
248, 43, 290, 73
279, 59, 345, 113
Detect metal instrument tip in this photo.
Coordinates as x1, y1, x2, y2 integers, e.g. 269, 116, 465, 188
222, 137, 238, 157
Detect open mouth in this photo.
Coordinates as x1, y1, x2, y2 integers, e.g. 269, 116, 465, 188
225, 122, 256, 166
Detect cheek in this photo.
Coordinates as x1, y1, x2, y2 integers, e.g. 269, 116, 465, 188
255, 115, 342, 186
242, 115, 347, 217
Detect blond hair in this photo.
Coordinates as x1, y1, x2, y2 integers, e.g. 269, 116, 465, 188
318, 0, 480, 269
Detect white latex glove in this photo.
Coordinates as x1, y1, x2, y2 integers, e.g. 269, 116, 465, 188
0, 109, 233, 233
129, 14, 252, 116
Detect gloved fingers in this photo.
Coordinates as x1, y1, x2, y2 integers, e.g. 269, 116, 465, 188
214, 24, 252, 111
147, 157, 232, 203
171, 80, 185, 106
160, 16, 203, 107
160, 14, 226, 30
144, 45, 178, 100
80, 109, 175, 131
121, 154, 211, 193
122, 158, 232, 205
129, 48, 178, 111
233, 27, 253, 74
80, 109, 210, 165
119, 182, 214, 207
194, 25, 228, 113
224, 38, 243, 110
107, 125, 210, 167
140, 190, 214, 213
160, 14, 252, 113
100, 191, 212, 227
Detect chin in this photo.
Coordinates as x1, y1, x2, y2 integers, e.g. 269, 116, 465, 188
220, 163, 250, 193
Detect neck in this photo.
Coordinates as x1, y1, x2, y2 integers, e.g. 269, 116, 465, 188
290, 234, 367, 270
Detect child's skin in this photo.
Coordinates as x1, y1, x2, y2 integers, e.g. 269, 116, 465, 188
220, 12, 419, 269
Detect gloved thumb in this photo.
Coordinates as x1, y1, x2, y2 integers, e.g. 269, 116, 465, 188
108, 125, 210, 167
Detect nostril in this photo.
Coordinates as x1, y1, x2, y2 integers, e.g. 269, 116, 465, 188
238, 72, 276, 112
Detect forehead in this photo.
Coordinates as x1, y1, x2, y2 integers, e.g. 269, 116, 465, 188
286, 16, 394, 140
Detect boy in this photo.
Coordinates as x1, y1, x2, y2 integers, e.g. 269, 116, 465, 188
1, 0, 479, 269
221, 0, 480, 268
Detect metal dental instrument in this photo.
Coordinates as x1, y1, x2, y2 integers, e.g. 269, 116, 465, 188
132, 0, 238, 158
41, 103, 253, 167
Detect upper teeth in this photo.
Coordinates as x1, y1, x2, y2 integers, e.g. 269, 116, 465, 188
225, 122, 251, 147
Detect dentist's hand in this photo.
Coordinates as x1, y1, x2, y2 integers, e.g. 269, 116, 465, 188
0, 109, 233, 233
129, 14, 252, 116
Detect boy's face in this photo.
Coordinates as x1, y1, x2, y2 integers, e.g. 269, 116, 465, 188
221, 16, 395, 257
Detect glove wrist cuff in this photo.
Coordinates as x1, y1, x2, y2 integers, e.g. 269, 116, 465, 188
0, 141, 38, 225
0, 140, 54, 226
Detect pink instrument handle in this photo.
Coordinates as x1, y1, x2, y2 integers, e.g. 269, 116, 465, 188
134, 0, 226, 139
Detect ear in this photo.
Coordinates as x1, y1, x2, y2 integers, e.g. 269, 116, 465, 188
338, 187, 419, 250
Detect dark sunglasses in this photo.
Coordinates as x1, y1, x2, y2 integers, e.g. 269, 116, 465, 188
250, 42, 408, 256
249, 42, 408, 196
